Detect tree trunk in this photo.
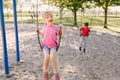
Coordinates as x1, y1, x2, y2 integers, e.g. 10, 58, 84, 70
59, 7, 63, 24
20, 7, 23, 24
73, 10, 77, 27
7, 8, 9, 18
81, 11, 82, 25
104, 7, 108, 28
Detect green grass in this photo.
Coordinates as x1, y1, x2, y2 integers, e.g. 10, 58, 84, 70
4, 13, 120, 33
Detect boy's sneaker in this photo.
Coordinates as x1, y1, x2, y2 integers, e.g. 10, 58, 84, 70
83, 48, 86, 52
79, 47, 81, 51
44, 72, 48, 80
55, 73, 60, 80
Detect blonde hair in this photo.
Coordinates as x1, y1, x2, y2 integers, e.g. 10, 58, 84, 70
42, 11, 52, 24
42, 11, 52, 19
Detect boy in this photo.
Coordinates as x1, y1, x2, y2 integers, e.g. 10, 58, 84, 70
79, 22, 90, 52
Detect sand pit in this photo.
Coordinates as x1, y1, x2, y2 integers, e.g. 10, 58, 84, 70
0, 23, 120, 80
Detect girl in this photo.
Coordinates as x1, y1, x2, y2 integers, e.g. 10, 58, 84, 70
36, 11, 64, 80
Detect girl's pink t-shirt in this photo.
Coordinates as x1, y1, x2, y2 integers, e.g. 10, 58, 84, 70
42, 25, 59, 48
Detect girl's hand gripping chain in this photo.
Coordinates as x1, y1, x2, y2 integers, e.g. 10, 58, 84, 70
36, 27, 40, 33
36, 27, 43, 36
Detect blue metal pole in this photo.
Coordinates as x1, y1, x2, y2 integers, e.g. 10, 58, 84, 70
0, 0, 9, 74
13, 0, 20, 62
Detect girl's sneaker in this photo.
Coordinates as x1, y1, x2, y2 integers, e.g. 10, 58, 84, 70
55, 73, 60, 80
44, 72, 48, 80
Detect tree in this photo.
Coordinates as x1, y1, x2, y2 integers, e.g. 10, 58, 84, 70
63, 0, 83, 26
42, 0, 90, 26
93, 0, 120, 28
3, 0, 12, 18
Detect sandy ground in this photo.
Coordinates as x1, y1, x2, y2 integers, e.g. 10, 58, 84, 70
0, 23, 120, 80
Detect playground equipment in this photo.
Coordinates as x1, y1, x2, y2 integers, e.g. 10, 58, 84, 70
36, 0, 42, 49
0, 0, 9, 74
0, 0, 62, 75
0, 0, 20, 74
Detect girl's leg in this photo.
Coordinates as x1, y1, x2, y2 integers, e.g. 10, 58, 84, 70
50, 47, 58, 73
50, 47, 60, 80
43, 48, 50, 80
43, 48, 50, 72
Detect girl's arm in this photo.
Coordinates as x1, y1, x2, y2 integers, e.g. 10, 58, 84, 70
36, 27, 44, 36
39, 31, 44, 36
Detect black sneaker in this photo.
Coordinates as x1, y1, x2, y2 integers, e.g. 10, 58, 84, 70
79, 47, 81, 51
83, 48, 85, 52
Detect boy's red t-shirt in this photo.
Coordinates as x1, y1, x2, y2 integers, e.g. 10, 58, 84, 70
80, 26, 90, 36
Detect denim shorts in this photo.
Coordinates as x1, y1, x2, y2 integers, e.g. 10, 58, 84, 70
43, 46, 57, 51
